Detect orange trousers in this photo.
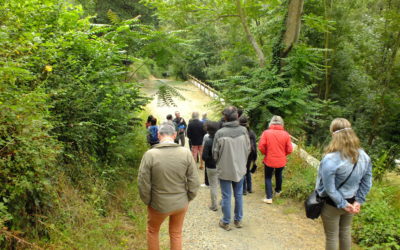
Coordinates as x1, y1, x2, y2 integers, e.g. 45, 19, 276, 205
147, 205, 188, 250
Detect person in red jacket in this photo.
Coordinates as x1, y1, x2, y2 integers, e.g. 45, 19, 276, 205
258, 115, 293, 204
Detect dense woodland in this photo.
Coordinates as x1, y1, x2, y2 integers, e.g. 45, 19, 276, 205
0, 0, 399, 249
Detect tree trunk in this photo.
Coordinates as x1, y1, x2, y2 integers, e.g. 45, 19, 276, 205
282, 0, 304, 57
236, 0, 265, 67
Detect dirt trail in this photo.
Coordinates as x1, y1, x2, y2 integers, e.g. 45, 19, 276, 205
142, 79, 325, 250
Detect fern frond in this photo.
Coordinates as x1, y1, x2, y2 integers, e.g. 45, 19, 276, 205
107, 10, 120, 24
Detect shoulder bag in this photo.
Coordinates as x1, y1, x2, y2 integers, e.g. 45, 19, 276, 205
305, 161, 357, 219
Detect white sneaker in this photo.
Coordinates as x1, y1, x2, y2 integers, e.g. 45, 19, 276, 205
263, 198, 273, 204
275, 191, 282, 197
200, 184, 208, 188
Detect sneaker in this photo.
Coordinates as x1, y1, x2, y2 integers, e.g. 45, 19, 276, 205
263, 198, 273, 204
200, 184, 207, 188
248, 190, 253, 193
243, 191, 247, 196
209, 206, 218, 212
275, 191, 282, 197
234, 220, 243, 228
219, 221, 231, 231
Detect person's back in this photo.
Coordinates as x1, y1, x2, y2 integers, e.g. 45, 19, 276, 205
187, 118, 206, 146
142, 144, 199, 212
138, 123, 199, 250
259, 124, 292, 167
213, 122, 250, 182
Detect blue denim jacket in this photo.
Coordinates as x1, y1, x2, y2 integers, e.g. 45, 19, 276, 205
316, 149, 372, 208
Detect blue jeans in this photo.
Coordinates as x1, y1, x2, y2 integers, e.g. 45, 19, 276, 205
219, 178, 244, 224
264, 165, 284, 199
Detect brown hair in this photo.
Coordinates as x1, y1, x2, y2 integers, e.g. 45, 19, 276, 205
324, 118, 360, 163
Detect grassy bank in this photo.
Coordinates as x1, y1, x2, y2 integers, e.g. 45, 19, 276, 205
27, 112, 150, 249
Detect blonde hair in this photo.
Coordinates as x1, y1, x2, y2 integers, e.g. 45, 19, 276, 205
269, 115, 284, 127
324, 118, 360, 163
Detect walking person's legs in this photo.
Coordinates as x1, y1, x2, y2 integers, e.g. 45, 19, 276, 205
147, 206, 169, 250
232, 177, 244, 224
274, 167, 284, 194
264, 166, 274, 199
219, 179, 232, 225
244, 159, 252, 193
207, 168, 218, 210
169, 206, 189, 250
204, 166, 209, 186
179, 133, 185, 147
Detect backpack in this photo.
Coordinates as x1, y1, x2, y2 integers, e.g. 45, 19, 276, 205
148, 126, 159, 143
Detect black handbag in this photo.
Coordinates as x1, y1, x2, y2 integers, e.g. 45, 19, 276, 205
305, 161, 357, 219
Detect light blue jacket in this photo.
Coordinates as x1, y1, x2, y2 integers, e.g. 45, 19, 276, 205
316, 149, 372, 208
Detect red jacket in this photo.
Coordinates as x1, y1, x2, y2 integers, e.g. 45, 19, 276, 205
258, 125, 293, 168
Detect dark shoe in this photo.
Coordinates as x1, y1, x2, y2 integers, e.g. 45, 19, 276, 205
243, 191, 247, 195
219, 221, 231, 231
248, 190, 253, 193
234, 220, 243, 228
209, 206, 218, 211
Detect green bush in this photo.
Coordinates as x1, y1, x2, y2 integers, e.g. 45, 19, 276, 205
353, 183, 400, 249
283, 153, 318, 200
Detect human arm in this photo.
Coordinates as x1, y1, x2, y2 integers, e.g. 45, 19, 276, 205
137, 152, 152, 205
355, 160, 373, 204
258, 131, 267, 155
186, 151, 200, 201
202, 139, 211, 162
286, 134, 293, 155
320, 157, 349, 209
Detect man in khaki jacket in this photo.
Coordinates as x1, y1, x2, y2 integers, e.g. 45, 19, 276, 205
138, 122, 200, 250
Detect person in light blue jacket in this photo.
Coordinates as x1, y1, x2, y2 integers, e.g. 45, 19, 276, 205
316, 118, 372, 250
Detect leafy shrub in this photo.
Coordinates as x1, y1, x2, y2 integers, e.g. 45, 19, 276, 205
353, 183, 400, 248
282, 152, 318, 200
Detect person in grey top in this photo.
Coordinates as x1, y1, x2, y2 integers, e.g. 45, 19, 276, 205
316, 118, 372, 250
212, 106, 251, 230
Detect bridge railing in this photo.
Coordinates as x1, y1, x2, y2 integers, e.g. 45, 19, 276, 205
187, 74, 225, 104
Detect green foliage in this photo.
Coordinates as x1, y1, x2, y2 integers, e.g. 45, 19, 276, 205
282, 153, 318, 200
353, 182, 400, 248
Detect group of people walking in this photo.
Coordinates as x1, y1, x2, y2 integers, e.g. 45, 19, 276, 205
139, 107, 372, 250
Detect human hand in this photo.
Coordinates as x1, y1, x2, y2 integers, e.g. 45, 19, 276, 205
343, 203, 356, 214
353, 201, 361, 214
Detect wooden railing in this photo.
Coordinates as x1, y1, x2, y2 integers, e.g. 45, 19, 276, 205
187, 74, 225, 104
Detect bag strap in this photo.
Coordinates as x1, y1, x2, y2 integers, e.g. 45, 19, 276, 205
337, 161, 357, 189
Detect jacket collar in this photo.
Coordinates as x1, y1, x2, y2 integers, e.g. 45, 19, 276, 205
153, 142, 180, 148
269, 124, 284, 130
222, 121, 239, 127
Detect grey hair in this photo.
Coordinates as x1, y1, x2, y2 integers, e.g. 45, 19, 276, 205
159, 122, 176, 135
269, 115, 284, 127
192, 112, 199, 119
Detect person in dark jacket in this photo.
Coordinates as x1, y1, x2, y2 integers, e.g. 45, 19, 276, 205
202, 121, 221, 211
187, 112, 206, 169
147, 118, 159, 146
239, 116, 257, 195
173, 111, 187, 147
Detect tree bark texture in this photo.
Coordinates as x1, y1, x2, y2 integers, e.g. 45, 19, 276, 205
236, 0, 265, 67
282, 0, 304, 56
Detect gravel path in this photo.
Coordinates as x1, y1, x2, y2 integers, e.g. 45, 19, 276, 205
143, 79, 325, 250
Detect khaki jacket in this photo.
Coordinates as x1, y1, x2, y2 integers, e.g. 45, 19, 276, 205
212, 121, 251, 182
138, 142, 200, 213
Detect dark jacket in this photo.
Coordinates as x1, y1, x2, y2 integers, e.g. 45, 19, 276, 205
202, 135, 216, 169
248, 129, 257, 162
187, 119, 206, 146
173, 117, 187, 135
